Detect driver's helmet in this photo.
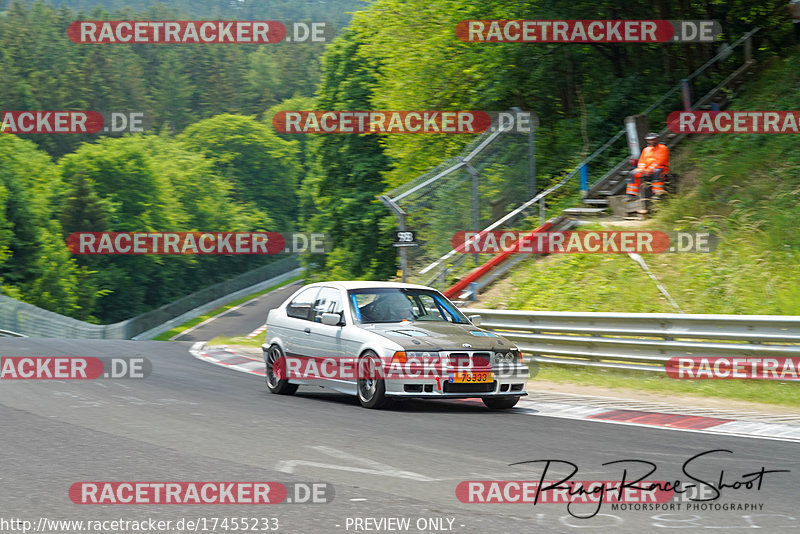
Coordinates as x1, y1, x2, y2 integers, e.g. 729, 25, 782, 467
371, 292, 414, 321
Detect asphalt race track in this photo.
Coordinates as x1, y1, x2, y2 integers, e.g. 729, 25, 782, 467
1, 290, 799, 533
172, 281, 303, 342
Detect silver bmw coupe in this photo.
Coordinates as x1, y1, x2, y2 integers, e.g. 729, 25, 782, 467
262, 281, 529, 409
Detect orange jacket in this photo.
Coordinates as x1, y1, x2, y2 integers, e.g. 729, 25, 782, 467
637, 143, 669, 173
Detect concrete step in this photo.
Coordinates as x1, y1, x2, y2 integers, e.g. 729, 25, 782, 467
608, 195, 648, 218
563, 207, 607, 217
583, 198, 609, 205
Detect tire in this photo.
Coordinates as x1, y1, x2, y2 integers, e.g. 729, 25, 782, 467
264, 344, 298, 395
482, 396, 520, 410
357, 351, 389, 409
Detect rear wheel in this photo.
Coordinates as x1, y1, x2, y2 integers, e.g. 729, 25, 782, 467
264, 344, 298, 395
357, 351, 389, 409
482, 396, 520, 410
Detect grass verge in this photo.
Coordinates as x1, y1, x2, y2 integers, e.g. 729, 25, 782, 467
153, 274, 303, 341
484, 52, 800, 314
206, 336, 265, 349
532, 363, 800, 408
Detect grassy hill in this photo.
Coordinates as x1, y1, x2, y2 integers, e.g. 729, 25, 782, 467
482, 51, 800, 315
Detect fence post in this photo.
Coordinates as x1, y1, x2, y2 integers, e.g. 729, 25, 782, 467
379, 195, 409, 282
528, 129, 537, 198
539, 198, 546, 226
579, 164, 588, 197
744, 35, 752, 62
467, 162, 480, 266
681, 79, 692, 111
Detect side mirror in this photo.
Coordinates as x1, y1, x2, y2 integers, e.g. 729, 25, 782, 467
321, 312, 342, 326
468, 314, 482, 327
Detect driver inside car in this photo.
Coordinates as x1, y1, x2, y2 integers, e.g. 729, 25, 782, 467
364, 292, 416, 322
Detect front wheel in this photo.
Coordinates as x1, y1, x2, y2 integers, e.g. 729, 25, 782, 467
357, 351, 389, 409
264, 344, 298, 395
482, 396, 520, 410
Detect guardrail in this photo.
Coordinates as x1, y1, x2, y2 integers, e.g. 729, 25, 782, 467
0, 329, 27, 338
0, 255, 301, 339
460, 308, 800, 373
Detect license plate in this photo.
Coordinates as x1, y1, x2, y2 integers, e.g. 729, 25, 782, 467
449, 372, 494, 383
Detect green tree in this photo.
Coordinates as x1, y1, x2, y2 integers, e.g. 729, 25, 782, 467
57, 135, 190, 320
0, 134, 61, 285
302, 30, 396, 280
60, 173, 111, 235
55, 132, 277, 322
0, 133, 92, 316
179, 114, 301, 230
150, 50, 195, 133
263, 95, 318, 170
246, 48, 282, 112
0, 184, 14, 275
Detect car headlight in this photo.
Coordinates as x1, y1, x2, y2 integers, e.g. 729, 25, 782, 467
494, 351, 515, 364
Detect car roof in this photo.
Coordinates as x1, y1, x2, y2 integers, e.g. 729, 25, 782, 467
303, 281, 436, 291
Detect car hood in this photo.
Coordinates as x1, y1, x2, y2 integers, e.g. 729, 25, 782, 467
364, 321, 515, 352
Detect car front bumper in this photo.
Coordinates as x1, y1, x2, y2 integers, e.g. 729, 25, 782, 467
383, 365, 529, 398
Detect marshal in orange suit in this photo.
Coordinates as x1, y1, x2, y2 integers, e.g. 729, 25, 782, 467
627, 132, 669, 197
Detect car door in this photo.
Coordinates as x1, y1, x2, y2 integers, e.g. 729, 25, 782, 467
282, 286, 320, 364
306, 286, 346, 386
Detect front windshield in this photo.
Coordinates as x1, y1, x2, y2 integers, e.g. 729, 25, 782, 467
348, 288, 469, 324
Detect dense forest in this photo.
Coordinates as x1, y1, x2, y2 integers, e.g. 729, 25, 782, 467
0, 0, 332, 321
0, 0, 361, 22
33, 0, 360, 25
0, 0, 795, 322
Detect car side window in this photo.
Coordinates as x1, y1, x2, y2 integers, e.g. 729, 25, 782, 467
286, 287, 319, 320
415, 294, 447, 320
312, 287, 344, 323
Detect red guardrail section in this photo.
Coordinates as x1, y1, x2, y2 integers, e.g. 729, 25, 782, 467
443, 220, 556, 299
